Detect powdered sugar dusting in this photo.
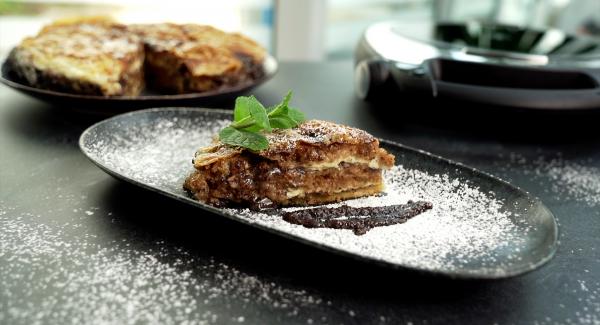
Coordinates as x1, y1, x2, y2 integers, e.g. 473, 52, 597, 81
546, 161, 600, 206
87, 115, 229, 191
82, 110, 550, 277
0, 209, 324, 325
501, 153, 600, 206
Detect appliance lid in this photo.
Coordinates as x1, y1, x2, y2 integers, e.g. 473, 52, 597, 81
364, 21, 600, 69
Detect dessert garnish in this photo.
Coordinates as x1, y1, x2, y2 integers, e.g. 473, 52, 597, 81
218, 91, 305, 151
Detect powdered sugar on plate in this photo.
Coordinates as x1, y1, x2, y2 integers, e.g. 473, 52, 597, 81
232, 165, 526, 274
81, 109, 556, 277
86, 115, 229, 191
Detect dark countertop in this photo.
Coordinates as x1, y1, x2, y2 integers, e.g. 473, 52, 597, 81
1, 61, 599, 325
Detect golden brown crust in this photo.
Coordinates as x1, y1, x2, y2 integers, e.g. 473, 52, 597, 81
7, 18, 144, 96
193, 120, 395, 169
6, 19, 267, 96
128, 23, 267, 94
185, 120, 395, 207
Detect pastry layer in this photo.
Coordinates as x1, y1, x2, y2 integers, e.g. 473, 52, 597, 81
286, 184, 384, 206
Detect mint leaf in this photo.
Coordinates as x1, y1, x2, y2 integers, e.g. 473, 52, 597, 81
269, 116, 297, 129
267, 91, 303, 128
219, 91, 306, 151
281, 90, 292, 107
268, 104, 288, 117
219, 126, 269, 151
268, 91, 292, 117
233, 96, 251, 122
232, 96, 271, 131
239, 124, 263, 132
265, 105, 277, 114
287, 107, 305, 124
247, 96, 271, 131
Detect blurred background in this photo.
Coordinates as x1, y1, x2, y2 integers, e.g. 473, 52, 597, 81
0, 0, 599, 60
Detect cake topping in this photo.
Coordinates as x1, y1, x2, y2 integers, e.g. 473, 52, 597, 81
218, 92, 306, 151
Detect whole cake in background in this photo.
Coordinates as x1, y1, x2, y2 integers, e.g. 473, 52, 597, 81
128, 23, 266, 94
5, 17, 145, 96
4, 17, 267, 97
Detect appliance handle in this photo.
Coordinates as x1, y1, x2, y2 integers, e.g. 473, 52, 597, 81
422, 58, 600, 110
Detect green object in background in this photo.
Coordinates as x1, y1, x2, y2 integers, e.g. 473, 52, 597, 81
0, 0, 27, 15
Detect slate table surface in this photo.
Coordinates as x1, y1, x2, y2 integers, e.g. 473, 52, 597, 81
1, 61, 599, 325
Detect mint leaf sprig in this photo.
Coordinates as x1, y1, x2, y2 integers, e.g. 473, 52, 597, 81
218, 91, 305, 151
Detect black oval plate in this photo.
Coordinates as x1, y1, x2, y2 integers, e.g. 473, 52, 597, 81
79, 107, 558, 279
1, 56, 277, 114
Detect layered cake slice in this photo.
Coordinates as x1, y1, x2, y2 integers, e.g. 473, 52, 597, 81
184, 120, 395, 207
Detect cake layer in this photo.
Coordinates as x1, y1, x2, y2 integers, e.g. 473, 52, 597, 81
285, 184, 384, 206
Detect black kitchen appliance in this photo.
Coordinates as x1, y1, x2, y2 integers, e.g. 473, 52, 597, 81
355, 21, 600, 111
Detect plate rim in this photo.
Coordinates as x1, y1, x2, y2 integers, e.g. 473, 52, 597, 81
78, 106, 559, 279
0, 55, 278, 101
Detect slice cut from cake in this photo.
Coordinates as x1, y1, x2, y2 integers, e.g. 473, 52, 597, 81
128, 23, 267, 94
5, 17, 145, 96
184, 120, 395, 207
